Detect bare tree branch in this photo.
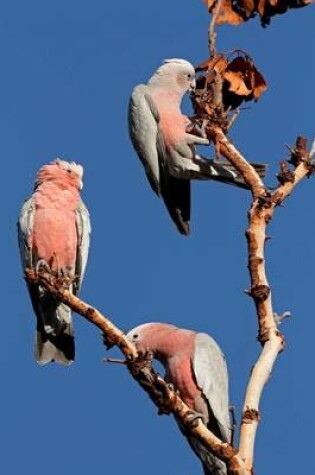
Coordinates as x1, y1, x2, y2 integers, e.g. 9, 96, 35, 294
208, 125, 266, 197
25, 268, 248, 475
206, 134, 313, 471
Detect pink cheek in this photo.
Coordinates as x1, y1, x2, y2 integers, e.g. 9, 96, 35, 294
176, 74, 186, 88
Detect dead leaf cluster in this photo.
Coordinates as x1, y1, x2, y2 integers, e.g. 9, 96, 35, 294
192, 51, 267, 123
204, 0, 312, 27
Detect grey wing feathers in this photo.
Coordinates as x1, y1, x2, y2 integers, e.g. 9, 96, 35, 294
18, 197, 35, 270
214, 159, 268, 180
144, 91, 191, 235
128, 85, 161, 195
193, 333, 230, 442
75, 199, 91, 293
129, 85, 190, 235
18, 196, 76, 366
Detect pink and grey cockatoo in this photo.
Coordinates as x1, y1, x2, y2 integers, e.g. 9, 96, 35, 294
128, 58, 267, 235
127, 322, 230, 475
18, 159, 91, 365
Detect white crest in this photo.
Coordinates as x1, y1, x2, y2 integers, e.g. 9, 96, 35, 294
54, 158, 84, 180
163, 58, 194, 69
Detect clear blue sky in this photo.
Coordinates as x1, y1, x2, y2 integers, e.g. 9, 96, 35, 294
1, 1, 314, 474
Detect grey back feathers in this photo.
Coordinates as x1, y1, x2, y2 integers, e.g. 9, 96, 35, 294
128, 85, 161, 195
193, 333, 230, 442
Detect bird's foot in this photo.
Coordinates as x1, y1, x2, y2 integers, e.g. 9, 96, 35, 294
36, 259, 51, 275
187, 117, 209, 139
184, 410, 205, 428
54, 269, 77, 290
192, 119, 209, 139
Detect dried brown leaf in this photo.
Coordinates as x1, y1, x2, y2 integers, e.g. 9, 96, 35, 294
204, 0, 217, 8
193, 51, 267, 117
216, 0, 245, 24
225, 56, 267, 100
204, 0, 313, 26
195, 55, 228, 73
239, 0, 257, 14
257, 0, 267, 15
224, 71, 252, 96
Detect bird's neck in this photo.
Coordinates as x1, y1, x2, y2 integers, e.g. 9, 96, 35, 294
34, 180, 80, 209
148, 329, 194, 362
148, 80, 185, 107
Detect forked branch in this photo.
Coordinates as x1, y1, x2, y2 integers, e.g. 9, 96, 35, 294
208, 134, 314, 471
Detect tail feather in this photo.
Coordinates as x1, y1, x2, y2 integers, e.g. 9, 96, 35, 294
188, 437, 228, 475
161, 174, 191, 236
216, 158, 267, 180
159, 159, 191, 235
29, 285, 75, 365
36, 327, 74, 366
191, 155, 267, 189
177, 417, 227, 475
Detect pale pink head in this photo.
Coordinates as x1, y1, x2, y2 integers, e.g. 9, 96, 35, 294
35, 158, 84, 190
126, 322, 183, 359
148, 58, 196, 96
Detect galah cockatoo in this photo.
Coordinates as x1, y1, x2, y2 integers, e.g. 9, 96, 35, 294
127, 322, 230, 475
18, 159, 91, 365
128, 58, 267, 235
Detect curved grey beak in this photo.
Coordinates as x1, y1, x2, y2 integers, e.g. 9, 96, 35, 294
189, 78, 196, 93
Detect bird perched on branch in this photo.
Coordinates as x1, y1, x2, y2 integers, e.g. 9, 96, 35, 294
128, 58, 267, 235
18, 159, 91, 365
127, 322, 230, 475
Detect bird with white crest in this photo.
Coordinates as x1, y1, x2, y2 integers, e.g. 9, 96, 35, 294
18, 159, 91, 365
128, 58, 267, 235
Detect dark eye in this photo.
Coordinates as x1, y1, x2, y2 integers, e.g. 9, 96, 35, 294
67, 169, 72, 174
187, 73, 193, 79
133, 334, 139, 340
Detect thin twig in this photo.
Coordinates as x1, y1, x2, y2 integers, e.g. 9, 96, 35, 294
208, 0, 223, 58
103, 357, 127, 364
